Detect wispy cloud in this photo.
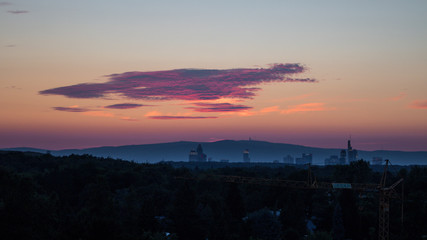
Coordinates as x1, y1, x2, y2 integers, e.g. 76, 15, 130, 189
53, 105, 138, 120
8, 10, 28, 14
0, 2, 11, 6
53, 106, 90, 112
410, 100, 427, 109
40, 64, 315, 101
120, 116, 139, 121
186, 103, 252, 112
144, 110, 217, 120
149, 116, 218, 120
281, 102, 330, 114
260, 106, 280, 113
82, 111, 114, 118
5, 85, 21, 90
389, 93, 406, 101
104, 103, 148, 109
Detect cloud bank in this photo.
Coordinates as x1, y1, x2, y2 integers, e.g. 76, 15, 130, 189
42, 64, 316, 120
186, 103, 252, 112
40, 64, 315, 101
104, 103, 147, 109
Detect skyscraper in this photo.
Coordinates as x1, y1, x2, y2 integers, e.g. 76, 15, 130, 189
339, 150, 346, 165
347, 140, 358, 163
197, 144, 207, 162
189, 149, 198, 162
189, 144, 207, 162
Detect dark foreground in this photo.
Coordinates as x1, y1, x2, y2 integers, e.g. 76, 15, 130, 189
0, 151, 426, 240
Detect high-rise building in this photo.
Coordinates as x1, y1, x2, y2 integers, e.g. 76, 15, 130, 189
189, 149, 198, 162
189, 144, 207, 162
283, 155, 294, 164
196, 144, 207, 162
347, 140, 358, 163
243, 149, 250, 163
339, 150, 346, 164
296, 153, 312, 165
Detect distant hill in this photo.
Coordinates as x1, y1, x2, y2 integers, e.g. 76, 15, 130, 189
3, 140, 427, 165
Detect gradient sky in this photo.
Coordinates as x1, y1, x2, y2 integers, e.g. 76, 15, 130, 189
1, 0, 426, 151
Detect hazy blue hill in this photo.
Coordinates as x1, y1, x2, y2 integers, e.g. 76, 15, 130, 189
2, 140, 427, 165
2, 147, 49, 153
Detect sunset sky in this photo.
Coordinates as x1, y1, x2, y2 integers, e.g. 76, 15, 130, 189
1, 0, 426, 151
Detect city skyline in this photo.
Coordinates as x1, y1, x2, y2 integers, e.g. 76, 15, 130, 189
1, 1, 426, 151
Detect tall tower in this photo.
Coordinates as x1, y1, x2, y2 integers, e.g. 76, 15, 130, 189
339, 150, 346, 165
189, 149, 198, 162
196, 144, 207, 162
243, 149, 250, 163
347, 140, 358, 163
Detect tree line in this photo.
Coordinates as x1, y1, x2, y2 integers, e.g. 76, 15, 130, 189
0, 151, 426, 240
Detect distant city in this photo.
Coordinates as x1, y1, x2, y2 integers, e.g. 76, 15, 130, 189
4, 139, 426, 165
189, 140, 385, 165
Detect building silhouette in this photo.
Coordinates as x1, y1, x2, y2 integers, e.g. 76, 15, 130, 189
325, 155, 339, 165
189, 149, 198, 162
188, 144, 207, 162
243, 149, 250, 163
347, 140, 358, 163
339, 150, 346, 164
283, 155, 294, 164
296, 153, 312, 165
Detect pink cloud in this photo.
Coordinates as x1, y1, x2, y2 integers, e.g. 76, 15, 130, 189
260, 106, 280, 113
411, 100, 427, 109
281, 102, 328, 114
104, 103, 149, 109
186, 103, 252, 112
389, 93, 406, 101
120, 116, 139, 121
40, 64, 315, 101
149, 116, 218, 120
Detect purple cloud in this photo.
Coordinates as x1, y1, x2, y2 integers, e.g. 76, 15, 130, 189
40, 64, 316, 101
8, 10, 28, 14
149, 116, 218, 120
53, 106, 90, 112
186, 103, 252, 112
104, 103, 148, 109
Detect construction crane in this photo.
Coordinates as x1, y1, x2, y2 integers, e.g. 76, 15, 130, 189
177, 160, 403, 240
378, 160, 404, 240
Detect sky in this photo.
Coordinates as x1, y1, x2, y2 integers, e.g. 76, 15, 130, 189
1, 0, 427, 151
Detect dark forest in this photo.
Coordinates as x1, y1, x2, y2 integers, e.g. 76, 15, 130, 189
0, 151, 426, 240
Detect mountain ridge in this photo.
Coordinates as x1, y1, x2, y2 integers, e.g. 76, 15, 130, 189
2, 140, 426, 165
